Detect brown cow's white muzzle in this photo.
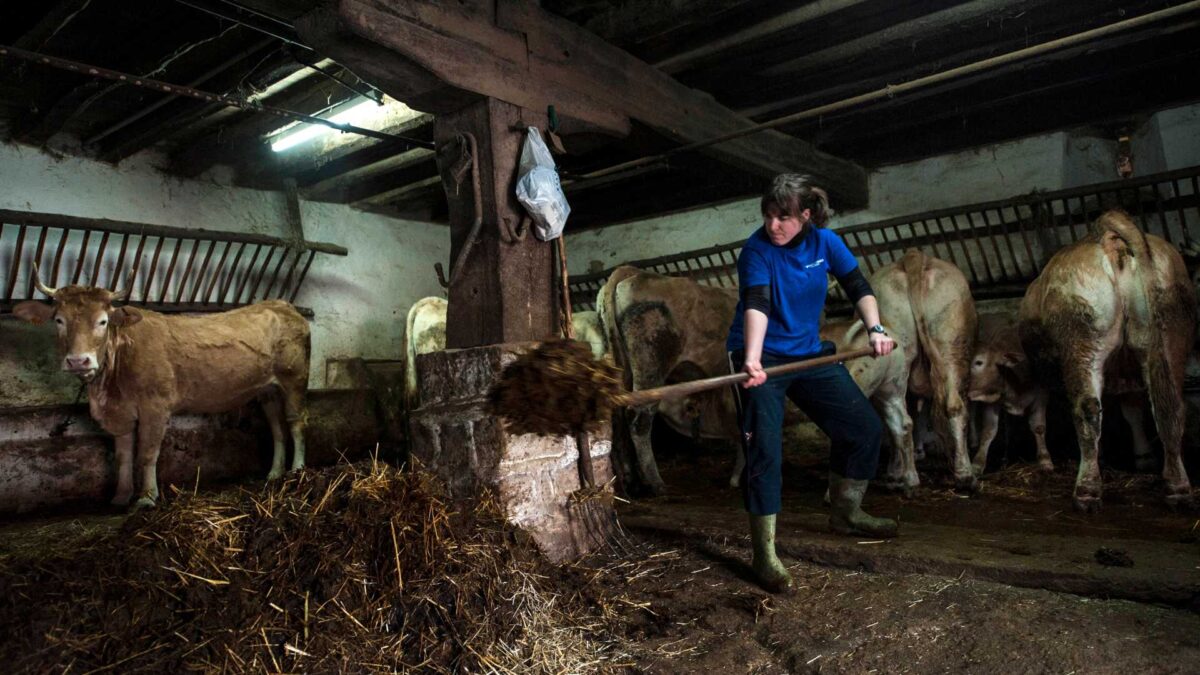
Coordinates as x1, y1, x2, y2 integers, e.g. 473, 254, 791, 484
64, 354, 98, 380
967, 389, 1001, 403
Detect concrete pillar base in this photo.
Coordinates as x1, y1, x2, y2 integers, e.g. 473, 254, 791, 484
410, 342, 615, 562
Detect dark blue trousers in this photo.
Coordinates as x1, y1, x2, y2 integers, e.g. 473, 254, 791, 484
731, 349, 883, 516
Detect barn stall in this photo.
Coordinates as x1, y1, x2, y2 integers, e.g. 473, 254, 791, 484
0, 1, 1199, 672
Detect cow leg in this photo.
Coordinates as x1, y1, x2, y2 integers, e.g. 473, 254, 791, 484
629, 406, 666, 495
730, 443, 745, 489
1119, 395, 1155, 473
111, 432, 135, 506
133, 414, 169, 510
877, 395, 918, 496
1063, 358, 1105, 513
934, 385, 976, 493
261, 393, 288, 480
1138, 342, 1193, 507
281, 385, 307, 473
971, 403, 1000, 477
1029, 395, 1053, 472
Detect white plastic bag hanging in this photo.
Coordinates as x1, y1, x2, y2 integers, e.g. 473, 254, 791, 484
515, 126, 570, 240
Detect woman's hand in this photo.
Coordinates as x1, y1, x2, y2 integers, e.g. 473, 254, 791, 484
742, 360, 767, 388
869, 332, 896, 357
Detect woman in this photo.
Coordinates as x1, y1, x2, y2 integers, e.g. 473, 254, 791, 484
727, 173, 898, 593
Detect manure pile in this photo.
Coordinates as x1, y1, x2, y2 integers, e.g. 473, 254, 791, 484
489, 340, 623, 436
0, 461, 623, 673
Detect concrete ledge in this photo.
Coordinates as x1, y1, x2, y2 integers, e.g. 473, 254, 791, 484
0, 388, 381, 514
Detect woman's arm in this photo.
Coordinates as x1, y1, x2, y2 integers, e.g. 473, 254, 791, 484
742, 308, 769, 387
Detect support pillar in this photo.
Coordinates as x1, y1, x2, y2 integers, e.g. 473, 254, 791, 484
411, 98, 614, 561
435, 97, 557, 348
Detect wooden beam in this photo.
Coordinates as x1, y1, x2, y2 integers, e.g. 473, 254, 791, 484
654, 0, 870, 74
301, 147, 434, 201
298, 0, 869, 207
760, 0, 1056, 79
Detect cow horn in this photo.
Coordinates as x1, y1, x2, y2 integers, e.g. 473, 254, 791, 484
31, 262, 57, 297
109, 266, 137, 302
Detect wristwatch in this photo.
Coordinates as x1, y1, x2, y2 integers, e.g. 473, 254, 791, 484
869, 324, 887, 335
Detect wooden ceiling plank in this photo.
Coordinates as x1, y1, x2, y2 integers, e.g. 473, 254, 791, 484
311, 0, 867, 206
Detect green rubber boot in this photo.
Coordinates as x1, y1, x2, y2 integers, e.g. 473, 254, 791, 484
829, 473, 899, 538
749, 514, 793, 593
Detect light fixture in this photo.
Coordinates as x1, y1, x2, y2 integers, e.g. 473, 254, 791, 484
269, 98, 382, 153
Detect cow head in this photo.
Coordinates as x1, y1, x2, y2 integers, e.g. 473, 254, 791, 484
967, 344, 1026, 403
12, 264, 141, 382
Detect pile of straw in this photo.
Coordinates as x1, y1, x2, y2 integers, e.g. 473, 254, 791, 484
489, 340, 623, 437
0, 461, 618, 673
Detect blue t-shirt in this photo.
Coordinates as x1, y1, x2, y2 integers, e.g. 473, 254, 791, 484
726, 226, 860, 357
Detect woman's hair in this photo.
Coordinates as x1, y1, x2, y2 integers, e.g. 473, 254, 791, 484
761, 173, 833, 227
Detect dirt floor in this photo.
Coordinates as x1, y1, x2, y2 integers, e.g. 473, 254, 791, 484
595, 449, 1200, 674
1, 450, 1198, 674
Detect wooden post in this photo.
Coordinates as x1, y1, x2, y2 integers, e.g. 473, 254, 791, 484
435, 97, 557, 349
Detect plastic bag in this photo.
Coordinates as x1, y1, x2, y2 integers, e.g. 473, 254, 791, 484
515, 126, 570, 240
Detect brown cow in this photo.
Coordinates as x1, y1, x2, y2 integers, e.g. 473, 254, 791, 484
1019, 210, 1196, 511
597, 266, 914, 495
13, 267, 310, 509
872, 249, 979, 492
967, 312, 1051, 473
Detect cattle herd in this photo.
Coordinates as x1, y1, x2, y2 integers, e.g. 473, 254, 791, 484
9, 209, 1198, 515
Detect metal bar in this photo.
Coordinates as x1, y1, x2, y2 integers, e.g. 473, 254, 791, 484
261, 246, 292, 299
1171, 179, 1190, 246
88, 231, 110, 286
232, 244, 263, 304
1193, 176, 1200, 244
202, 241, 233, 303
70, 230, 91, 285
992, 209, 1021, 281
964, 213, 995, 284
0, 209, 348, 256
174, 239, 202, 303
189, 240, 216, 303
27, 225, 49, 298
1148, 182, 1173, 244
159, 239, 183, 303
277, 247, 305, 300
5, 224, 25, 301
50, 228, 68, 290
215, 242, 247, 303
944, 215, 980, 284
110, 234, 129, 290
1073, 196, 1089, 240
0, 45, 433, 150
1007, 206, 1038, 277
289, 250, 317, 303
246, 246, 278, 303
847, 231, 874, 274
143, 237, 166, 302
127, 234, 149, 300
971, 211, 1003, 283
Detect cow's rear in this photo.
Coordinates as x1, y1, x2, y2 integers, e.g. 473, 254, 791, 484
1019, 210, 1196, 511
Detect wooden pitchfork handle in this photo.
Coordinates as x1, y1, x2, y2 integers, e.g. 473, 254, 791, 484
611, 346, 876, 408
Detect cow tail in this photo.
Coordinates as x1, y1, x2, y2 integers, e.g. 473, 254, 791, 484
597, 266, 639, 386
404, 298, 426, 410
901, 249, 944, 384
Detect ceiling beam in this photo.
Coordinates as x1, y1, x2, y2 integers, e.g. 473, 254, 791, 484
297, 0, 868, 207
13, 0, 93, 51
760, 0, 1060, 80
654, 0, 870, 74
302, 147, 434, 201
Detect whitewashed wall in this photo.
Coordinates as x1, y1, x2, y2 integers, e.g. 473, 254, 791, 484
0, 141, 449, 390
565, 101, 1200, 275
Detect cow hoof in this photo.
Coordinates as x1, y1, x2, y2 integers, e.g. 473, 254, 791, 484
130, 496, 157, 512
971, 462, 986, 478
1073, 494, 1102, 513
728, 476, 742, 489
266, 469, 284, 481
110, 493, 133, 507
1165, 491, 1196, 512
1037, 461, 1055, 474
954, 475, 980, 495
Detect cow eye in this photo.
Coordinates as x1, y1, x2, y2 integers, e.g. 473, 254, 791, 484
55, 317, 65, 325
98, 319, 108, 327
973, 359, 983, 366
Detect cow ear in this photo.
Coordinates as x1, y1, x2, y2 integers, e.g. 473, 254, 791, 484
13, 301, 55, 325
998, 351, 1025, 368
111, 306, 143, 327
